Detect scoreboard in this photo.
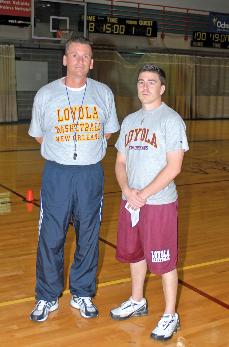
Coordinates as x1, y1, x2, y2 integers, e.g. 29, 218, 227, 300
81, 15, 157, 37
191, 31, 229, 49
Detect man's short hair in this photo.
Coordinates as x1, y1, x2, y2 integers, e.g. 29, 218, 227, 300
65, 34, 93, 55
138, 64, 166, 85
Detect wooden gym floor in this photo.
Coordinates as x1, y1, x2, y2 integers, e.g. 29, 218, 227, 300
0, 121, 228, 347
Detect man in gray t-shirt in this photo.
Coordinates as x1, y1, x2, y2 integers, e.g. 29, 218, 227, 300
110, 64, 188, 342
29, 35, 119, 323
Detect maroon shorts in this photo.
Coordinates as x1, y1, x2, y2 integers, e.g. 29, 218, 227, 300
116, 200, 178, 275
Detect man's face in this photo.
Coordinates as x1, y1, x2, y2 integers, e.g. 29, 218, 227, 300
63, 42, 93, 79
137, 71, 165, 107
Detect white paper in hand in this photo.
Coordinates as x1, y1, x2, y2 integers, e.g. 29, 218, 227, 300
125, 202, 140, 227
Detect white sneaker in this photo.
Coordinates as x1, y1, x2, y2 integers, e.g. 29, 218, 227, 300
70, 295, 99, 318
151, 313, 180, 341
30, 299, 58, 322
110, 297, 148, 320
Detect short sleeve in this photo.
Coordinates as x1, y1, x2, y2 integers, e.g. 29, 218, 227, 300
115, 118, 127, 155
28, 91, 45, 138
165, 116, 189, 152
103, 88, 120, 134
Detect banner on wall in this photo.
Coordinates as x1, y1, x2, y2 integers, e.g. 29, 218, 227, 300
209, 12, 229, 33
0, 0, 30, 26
0, 0, 30, 17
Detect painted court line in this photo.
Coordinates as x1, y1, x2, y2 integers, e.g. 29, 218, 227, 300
0, 257, 228, 308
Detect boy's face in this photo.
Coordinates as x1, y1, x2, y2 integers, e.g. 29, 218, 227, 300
137, 71, 165, 108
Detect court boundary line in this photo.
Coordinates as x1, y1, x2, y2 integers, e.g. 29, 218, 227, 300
2, 181, 229, 203
0, 258, 228, 309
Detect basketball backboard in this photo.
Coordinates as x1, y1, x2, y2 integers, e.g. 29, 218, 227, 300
32, 0, 87, 40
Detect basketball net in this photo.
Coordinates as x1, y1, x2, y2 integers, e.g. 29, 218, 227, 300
56, 30, 71, 43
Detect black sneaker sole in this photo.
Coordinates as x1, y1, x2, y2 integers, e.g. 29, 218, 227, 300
81, 311, 99, 319
110, 308, 148, 321
150, 324, 180, 341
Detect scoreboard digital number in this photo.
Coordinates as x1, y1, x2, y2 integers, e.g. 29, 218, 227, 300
191, 31, 229, 49
81, 15, 157, 37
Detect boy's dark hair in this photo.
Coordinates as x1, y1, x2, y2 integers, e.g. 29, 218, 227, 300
138, 64, 166, 85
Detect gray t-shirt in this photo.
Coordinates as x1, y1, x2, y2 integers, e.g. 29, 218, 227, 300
29, 77, 120, 165
115, 103, 189, 205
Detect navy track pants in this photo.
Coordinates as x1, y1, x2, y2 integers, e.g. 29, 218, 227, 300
36, 160, 104, 301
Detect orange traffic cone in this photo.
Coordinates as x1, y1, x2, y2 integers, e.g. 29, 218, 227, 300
26, 189, 34, 202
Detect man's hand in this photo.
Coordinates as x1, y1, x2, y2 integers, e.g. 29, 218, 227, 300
123, 187, 146, 209
104, 133, 111, 140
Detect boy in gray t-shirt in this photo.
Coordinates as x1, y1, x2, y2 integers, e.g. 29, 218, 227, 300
110, 64, 189, 342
